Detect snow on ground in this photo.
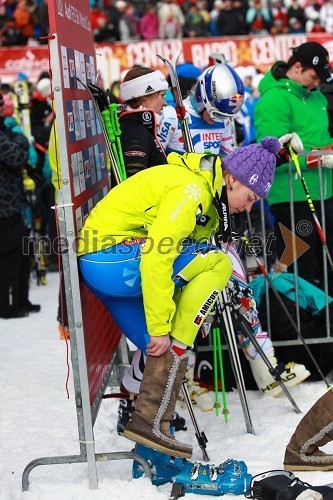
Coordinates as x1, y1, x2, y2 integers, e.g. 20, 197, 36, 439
1, 272, 333, 500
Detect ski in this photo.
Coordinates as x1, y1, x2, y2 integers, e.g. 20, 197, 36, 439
13, 79, 31, 140
33, 216, 47, 286
156, 51, 194, 153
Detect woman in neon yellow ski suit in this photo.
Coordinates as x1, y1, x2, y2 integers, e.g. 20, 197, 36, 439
78, 138, 279, 458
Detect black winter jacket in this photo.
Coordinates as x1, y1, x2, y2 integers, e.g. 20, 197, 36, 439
0, 124, 29, 218
119, 109, 167, 177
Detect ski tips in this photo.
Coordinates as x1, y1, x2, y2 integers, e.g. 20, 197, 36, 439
156, 51, 183, 68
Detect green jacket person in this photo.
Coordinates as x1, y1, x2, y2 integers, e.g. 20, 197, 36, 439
254, 41, 333, 286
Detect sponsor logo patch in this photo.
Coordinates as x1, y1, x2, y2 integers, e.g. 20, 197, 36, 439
125, 151, 146, 157
193, 290, 219, 325
221, 202, 229, 231
196, 214, 211, 227
142, 111, 152, 121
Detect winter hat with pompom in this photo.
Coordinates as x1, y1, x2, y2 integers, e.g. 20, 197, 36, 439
223, 137, 280, 198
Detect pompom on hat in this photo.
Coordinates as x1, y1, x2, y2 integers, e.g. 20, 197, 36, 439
223, 137, 280, 198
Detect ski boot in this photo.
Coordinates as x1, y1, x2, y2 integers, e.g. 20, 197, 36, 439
185, 381, 215, 412
250, 357, 310, 398
117, 397, 136, 435
133, 443, 185, 485
133, 443, 252, 495
245, 470, 333, 499
174, 458, 252, 496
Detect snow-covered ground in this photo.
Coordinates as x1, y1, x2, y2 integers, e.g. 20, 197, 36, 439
1, 272, 333, 500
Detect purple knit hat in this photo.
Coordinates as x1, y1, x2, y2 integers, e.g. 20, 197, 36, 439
223, 137, 280, 198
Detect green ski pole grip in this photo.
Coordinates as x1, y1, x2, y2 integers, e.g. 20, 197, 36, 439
109, 103, 121, 137
109, 103, 126, 180
102, 109, 115, 143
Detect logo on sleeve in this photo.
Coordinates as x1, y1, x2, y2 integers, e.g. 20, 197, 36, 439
184, 183, 201, 201
196, 214, 211, 226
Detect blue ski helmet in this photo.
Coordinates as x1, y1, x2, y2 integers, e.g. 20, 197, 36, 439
195, 63, 244, 121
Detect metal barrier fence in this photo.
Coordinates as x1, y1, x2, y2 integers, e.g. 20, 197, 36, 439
258, 150, 332, 347
196, 150, 333, 371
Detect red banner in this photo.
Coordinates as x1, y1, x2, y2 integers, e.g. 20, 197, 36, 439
1, 33, 332, 84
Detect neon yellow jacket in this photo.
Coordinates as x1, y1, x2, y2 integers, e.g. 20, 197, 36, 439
78, 152, 224, 336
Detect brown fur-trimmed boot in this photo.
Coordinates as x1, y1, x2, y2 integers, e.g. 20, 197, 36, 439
123, 349, 193, 458
284, 390, 333, 471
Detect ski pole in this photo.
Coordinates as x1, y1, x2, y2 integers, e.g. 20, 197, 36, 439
181, 381, 210, 462
87, 84, 127, 182
213, 325, 229, 421
100, 106, 124, 176
213, 326, 221, 415
242, 235, 332, 390
216, 325, 229, 422
109, 103, 127, 181
217, 288, 255, 434
288, 145, 333, 273
227, 281, 301, 413
238, 314, 301, 413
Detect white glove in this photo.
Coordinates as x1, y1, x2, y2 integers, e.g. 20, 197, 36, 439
278, 132, 304, 153
321, 154, 333, 168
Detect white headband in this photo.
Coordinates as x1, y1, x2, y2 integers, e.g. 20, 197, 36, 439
120, 70, 168, 101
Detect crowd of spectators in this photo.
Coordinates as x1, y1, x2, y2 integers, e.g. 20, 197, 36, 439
1, 0, 333, 46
